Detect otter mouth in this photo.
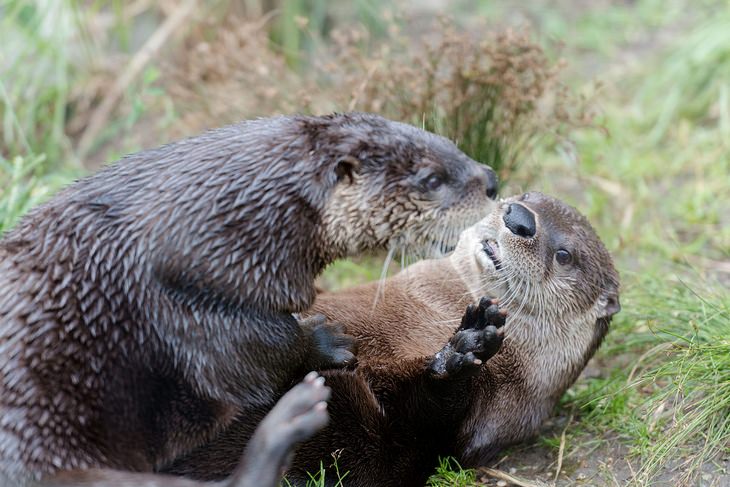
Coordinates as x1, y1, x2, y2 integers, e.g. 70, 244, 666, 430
482, 239, 502, 270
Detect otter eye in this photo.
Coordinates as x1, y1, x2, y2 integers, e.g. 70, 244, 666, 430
423, 174, 443, 191
555, 249, 573, 265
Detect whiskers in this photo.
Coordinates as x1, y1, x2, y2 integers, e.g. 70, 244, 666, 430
371, 209, 484, 309
373, 246, 398, 308
372, 241, 424, 308
491, 267, 573, 326
415, 207, 484, 260
490, 266, 531, 318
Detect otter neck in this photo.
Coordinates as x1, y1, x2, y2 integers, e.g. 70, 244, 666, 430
320, 182, 384, 257
503, 312, 599, 398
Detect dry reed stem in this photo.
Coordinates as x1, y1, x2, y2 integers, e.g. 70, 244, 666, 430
479, 467, 549, 487
77, 0, 198, 160
554, 414, 572, 483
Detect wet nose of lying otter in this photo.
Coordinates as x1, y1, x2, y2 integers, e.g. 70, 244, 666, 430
482, 166, 498, 199
503, 203, 536, 238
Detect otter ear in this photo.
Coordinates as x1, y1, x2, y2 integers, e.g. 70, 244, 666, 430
599, 292, 621, 318
335, 156, 361, 184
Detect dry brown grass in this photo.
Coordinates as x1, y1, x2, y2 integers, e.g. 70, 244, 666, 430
147, 10, 593, 181
61, 5, 593, 182
327, 19, 596, 179
162, 12, 309, 136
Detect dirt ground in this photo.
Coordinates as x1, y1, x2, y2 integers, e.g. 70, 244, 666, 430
474, 355, 730, 486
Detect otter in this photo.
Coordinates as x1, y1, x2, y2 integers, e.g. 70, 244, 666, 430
165, 192, 620, 487
0, 112, 498, 486
47, 371, 333, 487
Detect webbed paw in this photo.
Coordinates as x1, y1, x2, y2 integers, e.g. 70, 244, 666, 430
299, 314, 356, 369
429, 297, 506, 379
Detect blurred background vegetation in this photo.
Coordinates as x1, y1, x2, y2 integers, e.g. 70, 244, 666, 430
1, 0, 728, 485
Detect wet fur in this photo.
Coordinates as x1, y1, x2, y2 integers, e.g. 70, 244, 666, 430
0, 113, 494, 485
166, 192, 620, 486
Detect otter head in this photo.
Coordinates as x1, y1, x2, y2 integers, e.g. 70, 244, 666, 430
315, 113, 498, 260
452, 192, 621, 465
454, 191, 620, 331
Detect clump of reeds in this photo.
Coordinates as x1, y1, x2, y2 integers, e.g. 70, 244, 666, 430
322, 18, 595, 181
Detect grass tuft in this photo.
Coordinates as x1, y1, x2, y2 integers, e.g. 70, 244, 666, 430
563, 272, 730, 485
632, 277, 730, 484
330, 21, 593, 182
283, 458, 349, 487
0, 154, 79, 234
427, 457, 478, 487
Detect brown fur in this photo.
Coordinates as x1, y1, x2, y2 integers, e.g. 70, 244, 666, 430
165, 192, 620, 486
0, 113, 496, 486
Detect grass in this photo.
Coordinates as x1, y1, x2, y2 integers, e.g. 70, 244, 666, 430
1, 0, 729, 485
327, 19, 589, 182
0, 0, 80, 165
0, 154, 81, 233
282, 460, 350, 487
427, 458, 478, 487
560, 272, 730, 484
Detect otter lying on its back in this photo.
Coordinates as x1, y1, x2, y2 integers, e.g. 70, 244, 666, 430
0, 113, 497, 486
167, 192, 620, 487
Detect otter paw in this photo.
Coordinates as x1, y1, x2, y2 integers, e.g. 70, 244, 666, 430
235, 372, 331, 485
459, 297, 507, 332
255, 372, 331, 452
429, 298, 506, 379
299, 314, 357, 369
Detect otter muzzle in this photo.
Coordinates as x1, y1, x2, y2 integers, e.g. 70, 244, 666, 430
503, 203, 536, 238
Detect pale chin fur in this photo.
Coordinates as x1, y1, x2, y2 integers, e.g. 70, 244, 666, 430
449, 217, 507, 302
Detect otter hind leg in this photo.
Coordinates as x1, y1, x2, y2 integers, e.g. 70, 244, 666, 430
231, 371, 331, 487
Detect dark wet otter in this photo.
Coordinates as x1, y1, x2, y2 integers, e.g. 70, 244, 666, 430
47, 372, 332, 487
0, 112, 497, 486
166, 192, 620, 486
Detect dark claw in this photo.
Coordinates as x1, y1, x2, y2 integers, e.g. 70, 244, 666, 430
461, 297, 506, 331
484, 304, 506, 329
478, 296, 493, 312
459, 304, 478, 330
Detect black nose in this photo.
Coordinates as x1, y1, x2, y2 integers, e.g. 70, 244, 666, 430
482, 166, 498, 199
503, 203, 536, 238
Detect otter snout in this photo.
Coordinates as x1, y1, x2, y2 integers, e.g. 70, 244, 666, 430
462, 164, 498, 201
503, 203, 536, 238
482, 166, 499, 200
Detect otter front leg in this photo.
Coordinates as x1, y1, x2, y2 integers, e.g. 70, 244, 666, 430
286, 301, 507, 487
429, 297, 506, 379
366, 297, 506, 421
